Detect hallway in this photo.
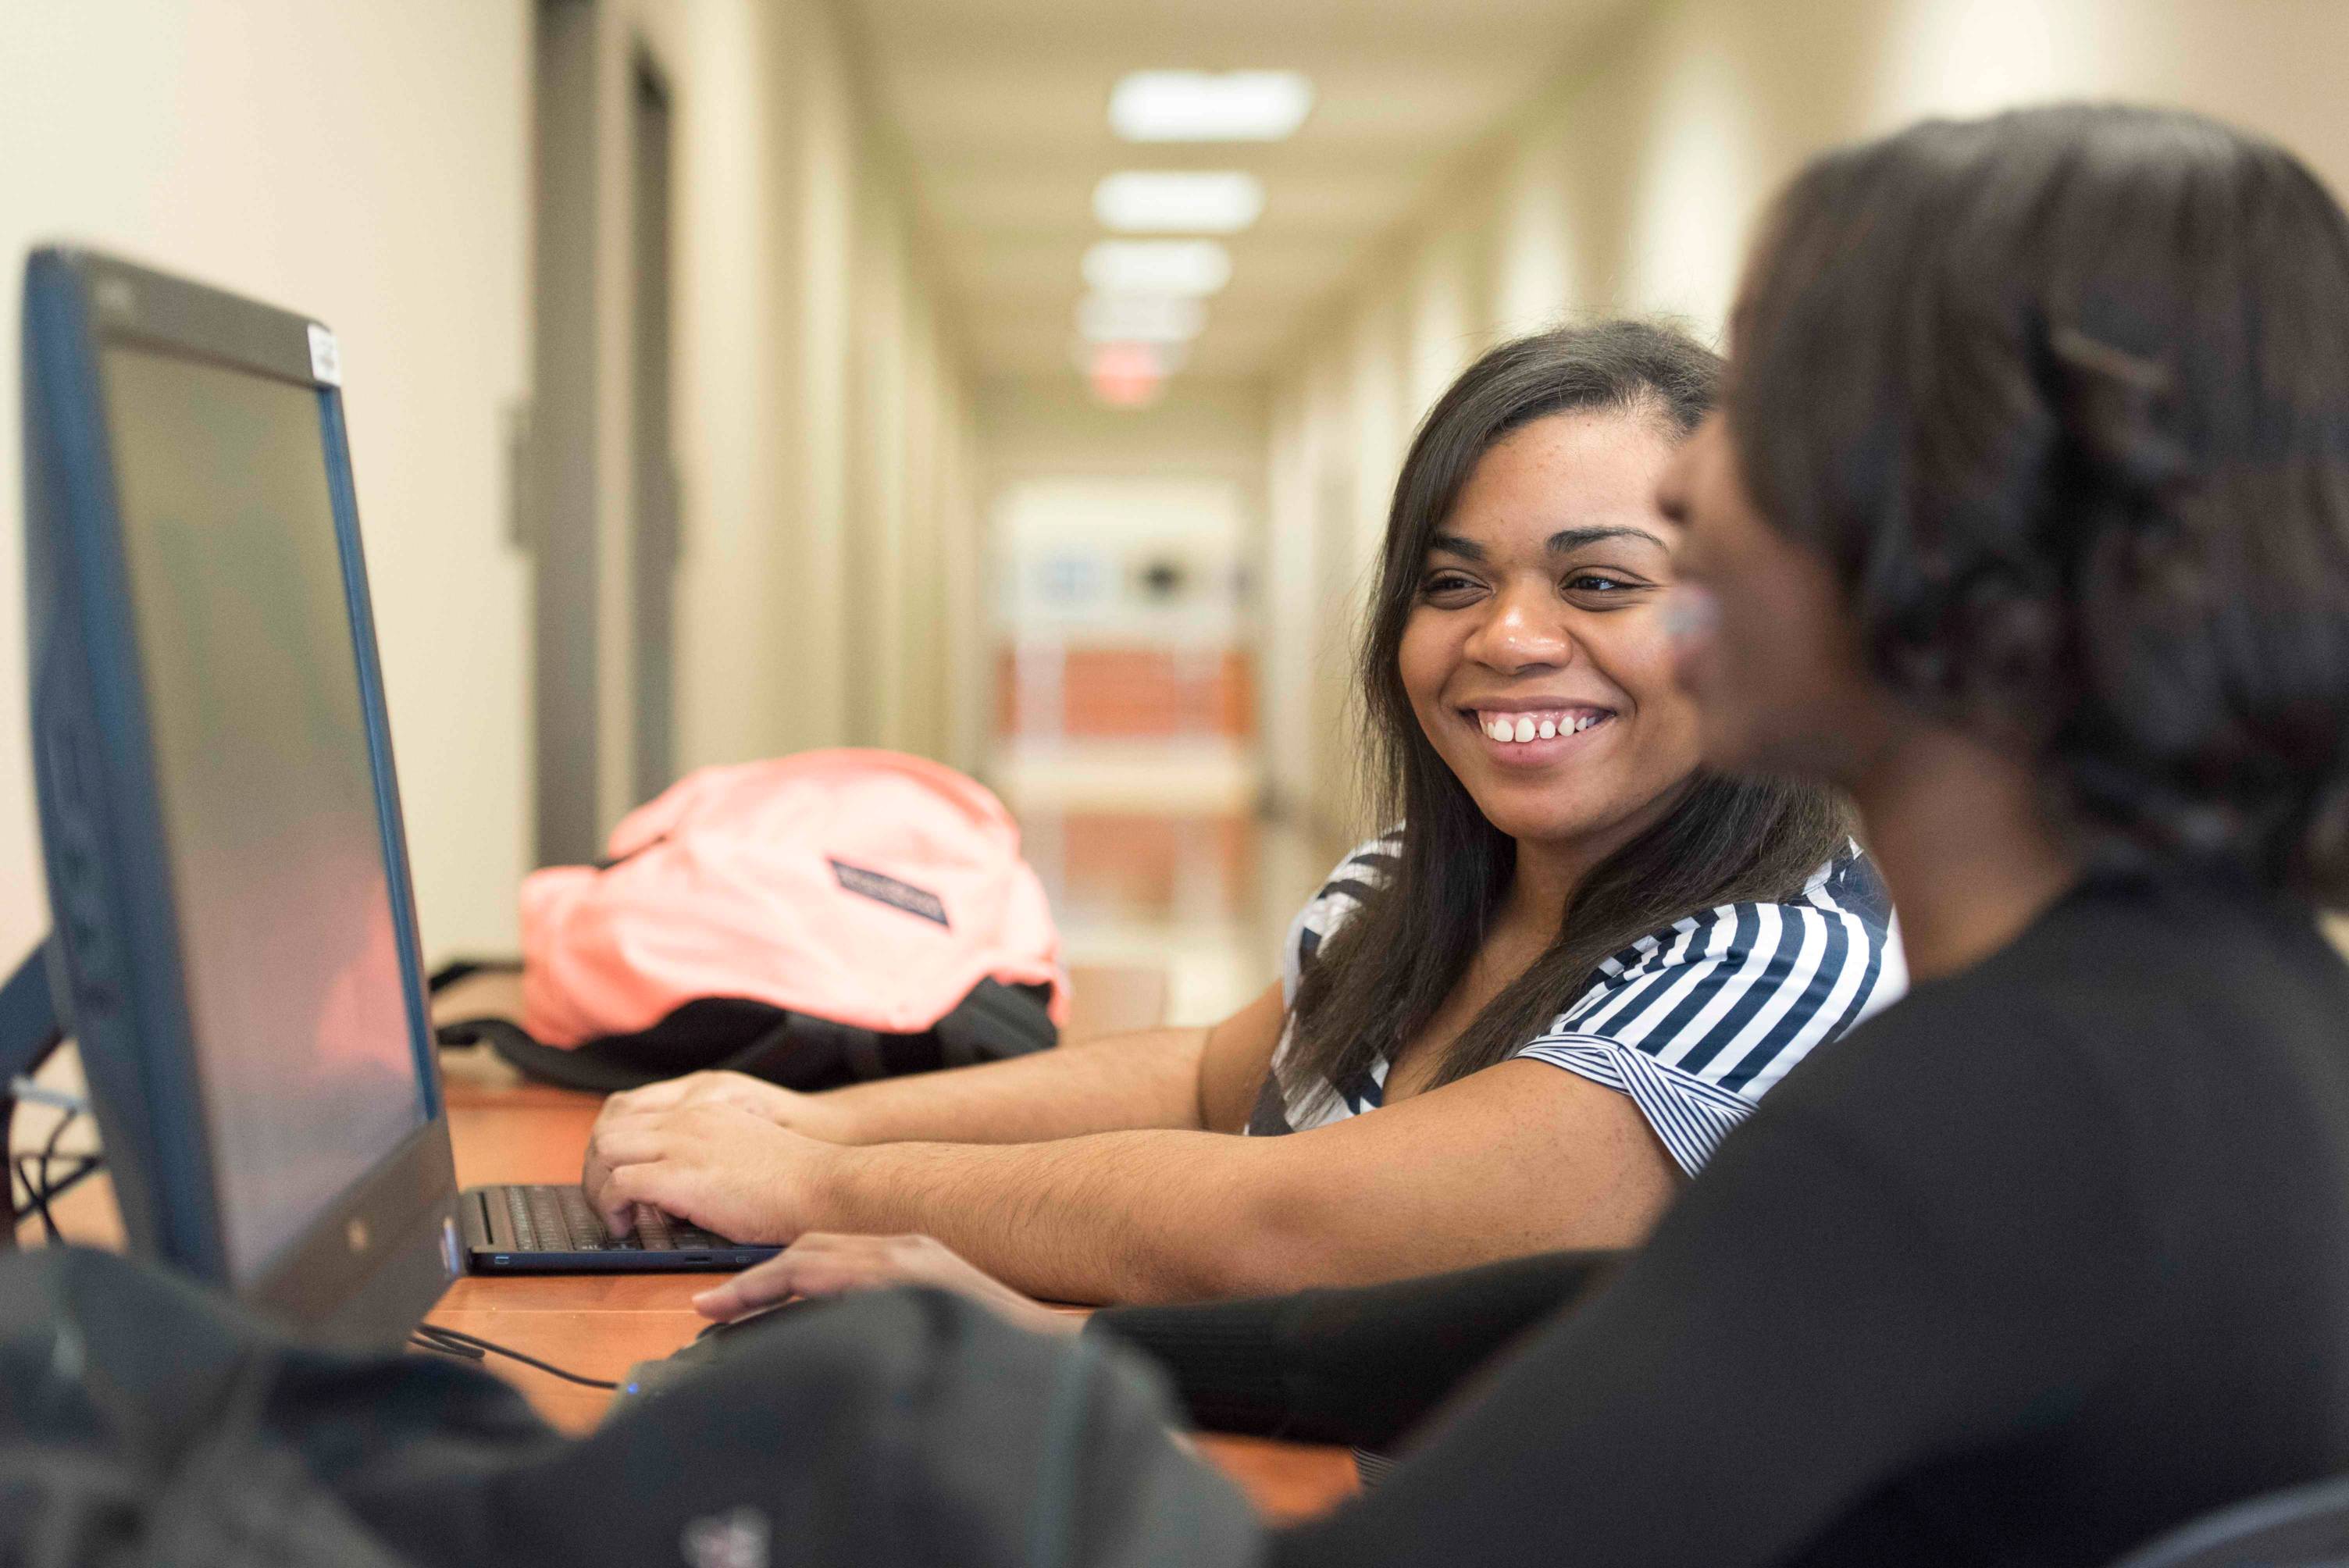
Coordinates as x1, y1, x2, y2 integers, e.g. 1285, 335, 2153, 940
11, 0, 2349, 980
1021, 807, 1336, 1026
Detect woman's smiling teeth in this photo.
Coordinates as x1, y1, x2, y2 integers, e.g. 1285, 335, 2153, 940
1476, 711, 1606, 743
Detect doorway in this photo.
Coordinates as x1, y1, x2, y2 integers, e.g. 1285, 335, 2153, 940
528, 0, 679, 866
629, 55, 679, 810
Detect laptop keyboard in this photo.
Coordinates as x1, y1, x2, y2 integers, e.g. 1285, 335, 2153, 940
498, 1184, 736, 1253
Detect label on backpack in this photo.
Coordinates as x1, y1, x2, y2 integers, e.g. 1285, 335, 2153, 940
829, 860, 950, 928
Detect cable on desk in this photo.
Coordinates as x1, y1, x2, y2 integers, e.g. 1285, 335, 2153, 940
15, 1154, 102, 1245
12, 1108, 100, 1245
413, 1321, 619, 1390
408, 1330, 485, 1361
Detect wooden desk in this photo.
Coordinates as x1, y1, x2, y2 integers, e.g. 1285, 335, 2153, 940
428, 1057, 1356, 1522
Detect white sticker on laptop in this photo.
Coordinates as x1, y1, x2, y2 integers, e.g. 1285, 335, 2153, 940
306, 322, 343, 386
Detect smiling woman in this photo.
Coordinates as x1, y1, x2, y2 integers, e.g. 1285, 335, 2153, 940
1270, 325, 1899, 1158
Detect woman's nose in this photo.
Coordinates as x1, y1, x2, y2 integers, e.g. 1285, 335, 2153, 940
1465, 580, 1573, 671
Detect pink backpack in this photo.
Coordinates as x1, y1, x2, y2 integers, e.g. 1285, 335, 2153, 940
436, 750, 1068, 1092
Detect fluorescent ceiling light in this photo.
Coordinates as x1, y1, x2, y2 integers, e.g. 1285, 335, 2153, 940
1078, 292, 1207, 344
1109, 70, 1314, 143
1094, 171, 1264, 233
1082, 240, 1232, 297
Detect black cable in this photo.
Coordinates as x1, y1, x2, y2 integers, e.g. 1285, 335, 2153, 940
39, 1155, 101, 1206
8, 1161, 42, 1243
39, 1105, 73, 1169
410, 1324, 490, 1361
6, 1151, 32, 1240
413, 1321, 618, 1389
37, 1107, 73, 1224
12, 1152, 99, 1245
15, 1157, 60, 1244
15, 1109, 87, 1245
408, 1331, 485, 1362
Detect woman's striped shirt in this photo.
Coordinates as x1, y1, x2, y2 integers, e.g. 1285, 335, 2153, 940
1246, 832, 1906, 1176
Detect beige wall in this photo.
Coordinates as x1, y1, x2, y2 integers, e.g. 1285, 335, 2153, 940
660, 0, 978, 775
0, 0, 534, 964
1264, 0, 2349, 839
1, 0, 982, 970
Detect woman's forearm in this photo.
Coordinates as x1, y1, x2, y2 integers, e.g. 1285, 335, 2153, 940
805, 1128, 1293, 1303
800, 1061, 1677, 1307
814, 1026, 1211, 1145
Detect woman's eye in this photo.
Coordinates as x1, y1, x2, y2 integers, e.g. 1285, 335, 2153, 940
1420, 572, 1480, 599
1565, 573, 1634, 593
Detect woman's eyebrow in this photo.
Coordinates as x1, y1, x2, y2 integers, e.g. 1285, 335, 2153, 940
1428, 525, 1666, 562
1546, 524, 1666, 554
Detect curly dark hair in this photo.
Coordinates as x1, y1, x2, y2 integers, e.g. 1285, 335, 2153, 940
1729, 103, 2349, 905
1283, 323, 1852, 1107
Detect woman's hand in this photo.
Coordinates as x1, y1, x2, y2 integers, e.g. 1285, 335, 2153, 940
693, 1232, 1080, 1338
596, 1071, 864, 1142
582, 1100, 842, 1241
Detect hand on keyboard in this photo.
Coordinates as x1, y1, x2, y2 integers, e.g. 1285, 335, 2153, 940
500, 1185, 733, 1253
597, 1070, 864, 1143
582, 1100, 834, 1244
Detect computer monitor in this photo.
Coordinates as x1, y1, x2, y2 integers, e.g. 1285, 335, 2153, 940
13, 247, 462, 1345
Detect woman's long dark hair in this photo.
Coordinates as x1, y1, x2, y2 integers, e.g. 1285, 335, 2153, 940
1284, 323, 1853, 1107
1729, 105, 2349, 906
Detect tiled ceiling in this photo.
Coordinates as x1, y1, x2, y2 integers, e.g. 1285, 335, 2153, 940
839, 0, 1645, 383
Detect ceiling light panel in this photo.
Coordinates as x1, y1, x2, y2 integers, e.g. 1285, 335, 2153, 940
1082, 240, 1232, 297
1109, 70, 1314, 143
1094, 171, 1264, 233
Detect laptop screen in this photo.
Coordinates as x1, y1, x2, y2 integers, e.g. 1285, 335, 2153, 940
98, 342, 427, 1282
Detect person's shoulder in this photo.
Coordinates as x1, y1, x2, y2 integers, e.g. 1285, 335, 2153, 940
1745, 882, 2134, 1139
1927, 871, 2349, 1082
1584, 840, 1899, 995
1280, 828, 1404, 994
1798, 839, 1895, 932
1714, 877, 2349, 1251
1855, 871, 2340, 1036
2003, 871, 2341, 990
1296, 829, 1403, 920
1529, 847, 1905, 1103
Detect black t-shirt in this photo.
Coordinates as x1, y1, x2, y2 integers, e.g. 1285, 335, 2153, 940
1101, 873, 2349, 1566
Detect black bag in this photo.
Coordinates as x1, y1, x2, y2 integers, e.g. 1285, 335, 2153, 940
0, 1248, 1263, 1568
431, 960, 1059, 1095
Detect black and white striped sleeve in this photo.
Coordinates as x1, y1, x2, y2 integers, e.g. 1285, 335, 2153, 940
1514, 849, 1904, 1177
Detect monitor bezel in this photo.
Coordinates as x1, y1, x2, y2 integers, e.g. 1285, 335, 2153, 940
20, 246, 460, 1346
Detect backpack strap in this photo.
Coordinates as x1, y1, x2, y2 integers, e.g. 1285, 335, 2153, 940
435, 978, 1057, 1093
715, 1014, 886, 1089
932, 978, 1057, 1068
436, 1016, 661, 1094
437, 1010, 881, 1096
426, 957, 521, 992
